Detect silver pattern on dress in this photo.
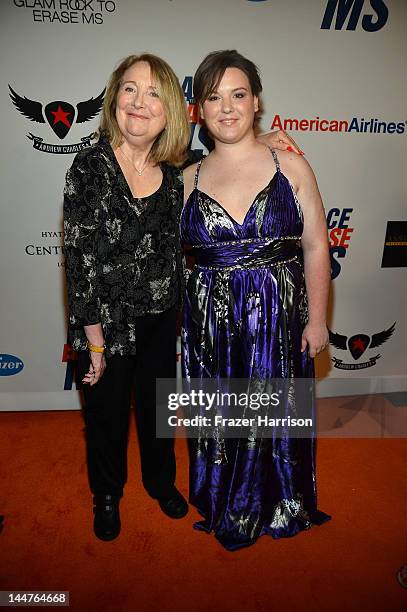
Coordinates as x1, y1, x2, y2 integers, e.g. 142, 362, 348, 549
199, 195, 236, 235
270, 495, 311, 529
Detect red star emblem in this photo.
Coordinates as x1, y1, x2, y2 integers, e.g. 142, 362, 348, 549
51, 105, 71, 127
352, 337, 367, 352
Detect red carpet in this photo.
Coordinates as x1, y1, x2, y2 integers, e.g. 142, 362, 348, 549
1, 406, 406, 611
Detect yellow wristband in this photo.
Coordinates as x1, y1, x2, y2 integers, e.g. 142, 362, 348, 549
87, 342, 105, 353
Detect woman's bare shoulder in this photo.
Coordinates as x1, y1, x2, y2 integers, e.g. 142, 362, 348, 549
276, 148, 314, 176
275, 148, 317, 191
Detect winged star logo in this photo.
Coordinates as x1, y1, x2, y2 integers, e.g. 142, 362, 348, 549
328, 322, 396, 369
9, 86, 105, 140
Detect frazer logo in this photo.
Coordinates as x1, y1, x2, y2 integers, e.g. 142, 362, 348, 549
0, 354, 24, 376
321, 0, 388, 32
327, 207, 353, 279
381, 221, 407, 268
270, 114, 405, 135
9, 85, 105, 154
329, 322, 395, 370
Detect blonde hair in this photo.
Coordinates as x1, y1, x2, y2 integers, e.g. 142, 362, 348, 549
99, 53, 190, 166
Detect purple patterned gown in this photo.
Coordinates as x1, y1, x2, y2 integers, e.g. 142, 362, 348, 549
180, 149, 330, 551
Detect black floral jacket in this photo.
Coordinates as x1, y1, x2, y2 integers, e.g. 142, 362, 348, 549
63, 135, 194, 356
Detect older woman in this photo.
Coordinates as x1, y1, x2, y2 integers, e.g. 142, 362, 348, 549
64, 53, 299, 541
181, 50, 331, 550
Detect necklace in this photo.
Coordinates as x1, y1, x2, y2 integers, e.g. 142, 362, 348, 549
119, 146, 150, 176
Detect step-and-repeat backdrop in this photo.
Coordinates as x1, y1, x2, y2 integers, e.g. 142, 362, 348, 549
1, 0, 406, 410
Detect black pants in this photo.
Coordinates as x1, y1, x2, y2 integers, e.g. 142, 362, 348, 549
79, 308, 176, 499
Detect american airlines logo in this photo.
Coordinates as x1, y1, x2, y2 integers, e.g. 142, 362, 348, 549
270, 115, 405, 135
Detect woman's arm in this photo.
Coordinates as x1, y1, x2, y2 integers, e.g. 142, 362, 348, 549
283, 153, 330, 358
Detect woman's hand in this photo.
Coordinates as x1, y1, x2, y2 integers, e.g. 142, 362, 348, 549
82, 351, 106, 386
257, 129, 304, 155
301, 322, 329, 358
83, 323, 106, 385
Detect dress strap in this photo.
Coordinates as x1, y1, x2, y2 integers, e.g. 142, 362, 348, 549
270, 148, 281, 172
194, 158, 204, 189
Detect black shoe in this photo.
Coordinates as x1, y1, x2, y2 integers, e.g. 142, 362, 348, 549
93, 494, 121, 541
158, 488, 188, 519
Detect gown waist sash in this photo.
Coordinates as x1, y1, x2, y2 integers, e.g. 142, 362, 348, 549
188, 237, 301, 269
